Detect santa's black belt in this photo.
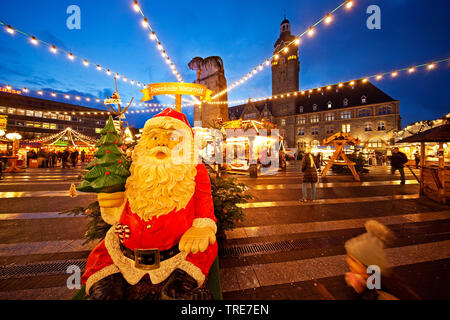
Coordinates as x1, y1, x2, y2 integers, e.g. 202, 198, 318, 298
119, 242, 180, 270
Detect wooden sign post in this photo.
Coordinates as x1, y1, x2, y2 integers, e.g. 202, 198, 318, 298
321, 132, 361, 181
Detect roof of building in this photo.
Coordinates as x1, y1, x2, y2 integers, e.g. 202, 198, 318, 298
228, 80, 397, 119
399, 122, 450, 143
280, 18, 290, 25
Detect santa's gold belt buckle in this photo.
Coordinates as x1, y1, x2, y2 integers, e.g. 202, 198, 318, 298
134, 248, 160, 270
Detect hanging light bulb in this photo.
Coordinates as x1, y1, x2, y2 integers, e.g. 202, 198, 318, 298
6, 25, 14, 34
283, 47, 288, 53
37, 91, 43, 95
133, 0, 140, 12
65, 95, 70, 99
150, 31, 156, 41
408, 67, 415, 73
349, 81, 355, 86
68, 53, 74, 60
362, 78, 368, 83
161, 50, 167, 58
141, 17, 148, 28
22, 88, 29, 93
51, 92, 56, 97
294, 38, 300, 45
427, 63, 435, 70
376, 74, 383, 80
274, 54, 279, 60
308, 27, 315, 37
324, 14, 333, 24
30, 36, 38, 45
96, 65, 101, 71
50, 45, 57, 54
157, 42, 163, 51
106, 69, 111, 75
83, 59, 89, 66
346, 1, 353, 9
391, 71, 398, 77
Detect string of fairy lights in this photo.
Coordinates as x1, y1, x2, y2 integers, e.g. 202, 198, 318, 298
0, 85, 181, 113
0, 21, 197, 107
132, 0, 183, 83
211, 0, 355, 100
207, 57, 450, 106
27, 127, 97, 146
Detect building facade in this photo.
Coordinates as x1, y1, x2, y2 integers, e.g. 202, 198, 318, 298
0, 89, 109, 140
228, 18, 401, 152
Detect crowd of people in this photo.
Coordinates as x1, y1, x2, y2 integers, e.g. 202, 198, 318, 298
26, 149, 88, 169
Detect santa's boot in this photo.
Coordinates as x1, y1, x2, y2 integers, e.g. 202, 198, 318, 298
160, 269, 198, 300
88, 273, 127, 300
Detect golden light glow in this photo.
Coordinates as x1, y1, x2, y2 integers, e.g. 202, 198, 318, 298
150, 32, 156, 40
83, 59, 89, 66
350, 81, 355, 86
427, 63, 435, 70
30, 36, 38, 45
283, 47, 288, 53
37, 91, 43, 95
50, 45, 57, 54
362, 78, 368, 83
327, 85, 332, 89
6, 85, 11, 90
324, 14, 332, 24
295, 38, 300, 45
346, 1, 353, 9
391, 71, 398, 77
408, 67, 415, 73
96, 65, 101, 71
6, 25, 14, 34
157, 42, 163, 51
338, 83, 343, 87
133, 0, 140, 12
68, 53, 74, 60
141, 18, 148, 28
274, 54, 279, 60
51, 92, 56, 97
376, 74, 383, 80
308, 27, 315, 37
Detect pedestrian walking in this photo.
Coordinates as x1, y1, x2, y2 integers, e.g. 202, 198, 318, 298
80, 150, 86, 163
48, 150, 56, 168
390, 147, 408, 184
414, 151, 420, 169
62, 149, 70, 169
70, 149, 79, 168
300, 147, 318, 202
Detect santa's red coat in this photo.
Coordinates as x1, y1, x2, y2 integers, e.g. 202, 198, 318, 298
81, 163, 218, 288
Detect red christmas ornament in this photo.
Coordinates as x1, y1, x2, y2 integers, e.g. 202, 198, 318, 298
118, 160, 122, 164
106, 150, 110, 154
107, 131, 110, 134
114, 141, 118, 144
94, 163, 98, 166
105, 172, 110, 175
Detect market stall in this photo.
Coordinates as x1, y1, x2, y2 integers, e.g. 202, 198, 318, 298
398, 119, 450, 204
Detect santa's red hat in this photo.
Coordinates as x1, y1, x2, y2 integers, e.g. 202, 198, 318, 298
143, 108, 193, 136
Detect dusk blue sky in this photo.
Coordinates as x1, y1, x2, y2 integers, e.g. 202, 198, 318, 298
0, 0, 449, 129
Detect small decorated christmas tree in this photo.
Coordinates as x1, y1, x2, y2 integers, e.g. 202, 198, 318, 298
77, 116, 131, 193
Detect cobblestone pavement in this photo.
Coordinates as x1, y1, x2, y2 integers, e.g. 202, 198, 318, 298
0, 162, 449, 299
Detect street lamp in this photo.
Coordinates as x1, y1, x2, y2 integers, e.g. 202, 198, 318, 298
3, 132, 24, 173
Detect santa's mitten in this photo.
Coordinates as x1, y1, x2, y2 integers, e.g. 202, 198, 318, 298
88, 273, 127, 300
160, 269, 198, 300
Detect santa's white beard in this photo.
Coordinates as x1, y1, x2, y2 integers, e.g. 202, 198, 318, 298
125, 144, 197, 221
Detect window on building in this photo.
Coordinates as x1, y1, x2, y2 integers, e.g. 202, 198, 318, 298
34, 122, 41, 128
51, 113, 57, 120
298, 106, 304, 113
26, 110, 34, 117
50, 123, 57, 130
297, 117, 306, 124
281, 119, 286, 126
8, 107, 16, 114
65, 115, 72, 121
310, 115, 320, 123
15, 121, 24, 127
326, 126, 334, 134
43, 112, 50, 119
377, 121, 386, 131
16, 109, 25, 115
365, 123, 372, 132
378, 106, 392, 115
341, 111, 352, 119
359, 109, 371, 117
42, 123, 50, 129
367, 138, 384, 149
343, 98, 349, 106
0, 106, 6, 113
298, 128, 305, 136
325, 113, 335, 121
342, 124, 351, 133
312, 127, 319, 135
34, 111, 43, 118
313, 104, 318, 111
361, 96, 367, 104
25, 121, 34, 127
58, 114, 65, 120
95, 128, 102, 133
327, 101, 332, 108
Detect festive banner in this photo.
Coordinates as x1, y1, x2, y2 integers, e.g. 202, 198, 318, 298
140, 82, 212, 102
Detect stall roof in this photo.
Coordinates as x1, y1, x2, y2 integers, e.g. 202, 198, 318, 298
398, 123, 450, 143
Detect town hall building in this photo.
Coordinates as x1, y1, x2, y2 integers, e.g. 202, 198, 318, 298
228, 18, 401, 151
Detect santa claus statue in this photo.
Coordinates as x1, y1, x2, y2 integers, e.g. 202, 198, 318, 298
81, 108, 218, 300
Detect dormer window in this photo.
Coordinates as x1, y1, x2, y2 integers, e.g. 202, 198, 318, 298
343, 98, 349, 107
361, 95, 367, 104
299, 106, 304, 113
313, 104, 317, 111
327, 101, 332, 108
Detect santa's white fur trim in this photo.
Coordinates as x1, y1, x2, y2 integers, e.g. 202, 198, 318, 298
100, 202, 126, 225
192, 218, 217, 234
85, 264, 120, 295
104, 226, 205, 287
